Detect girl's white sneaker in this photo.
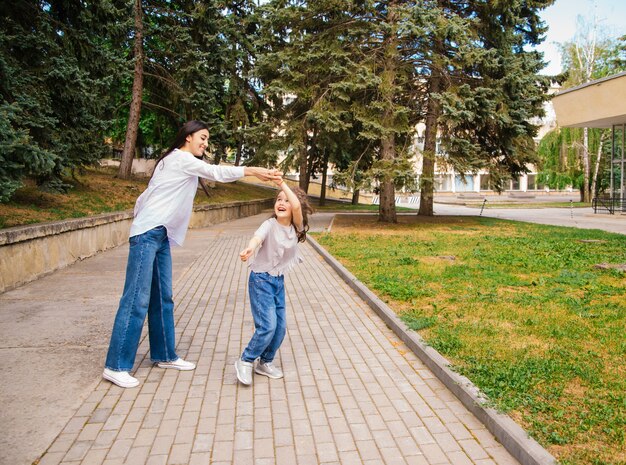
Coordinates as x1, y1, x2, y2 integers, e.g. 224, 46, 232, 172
156, 358, 196, 371
255, 361, 283, 379
103, 368, 139, 388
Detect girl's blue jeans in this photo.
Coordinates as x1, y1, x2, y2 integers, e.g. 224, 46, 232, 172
241, 271, 286, 363
105, 226, 178, 371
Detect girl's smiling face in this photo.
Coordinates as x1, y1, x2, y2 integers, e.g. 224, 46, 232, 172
184, 129, 210, 157
274, 191, 293, 224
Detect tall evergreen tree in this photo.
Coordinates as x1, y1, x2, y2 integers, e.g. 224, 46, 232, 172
253, 0, 361, 191
420, 0, 554, 214
0, 0, 128, 201
110, 0, 257, 165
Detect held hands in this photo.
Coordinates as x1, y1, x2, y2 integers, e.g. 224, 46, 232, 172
249, 167, 282, 182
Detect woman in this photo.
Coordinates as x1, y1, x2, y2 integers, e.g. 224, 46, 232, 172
103, 120, 281, 388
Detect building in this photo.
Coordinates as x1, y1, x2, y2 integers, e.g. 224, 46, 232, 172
551, 71, 626, 213
405, 83, 561, 196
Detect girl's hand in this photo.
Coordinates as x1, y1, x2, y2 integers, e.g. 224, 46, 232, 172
239, 247, 254, 262
245, 167, 282, 182
275, 177, 284, 187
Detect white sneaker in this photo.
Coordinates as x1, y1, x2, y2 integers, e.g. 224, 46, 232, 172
156, 358, 196, 371
103, 368, 139, 388
255, 361, 284, 379
235, 359, 253, 385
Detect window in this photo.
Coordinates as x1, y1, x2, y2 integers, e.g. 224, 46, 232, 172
455, 175, 474, 192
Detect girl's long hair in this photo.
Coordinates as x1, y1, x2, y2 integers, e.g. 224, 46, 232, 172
272, 186, 314, 243
150, 120, 209, 178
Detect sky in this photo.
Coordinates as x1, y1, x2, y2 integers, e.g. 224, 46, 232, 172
536, 0, 626, 75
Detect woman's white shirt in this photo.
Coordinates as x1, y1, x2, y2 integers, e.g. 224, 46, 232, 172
130, 149, 245, 246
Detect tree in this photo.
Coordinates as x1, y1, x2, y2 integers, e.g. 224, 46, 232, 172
118, 0, 144, 180
108, 0, 261, 167
559, 14, 603, 201
253, 0, 363, 191
222, 1, 264, 167
252, 0, 552, 222
350, 0, 553, 219
420, 0, 554, 213
0, 0, 128, 201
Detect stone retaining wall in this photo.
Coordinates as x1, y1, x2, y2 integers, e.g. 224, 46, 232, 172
0, 199, 273, 294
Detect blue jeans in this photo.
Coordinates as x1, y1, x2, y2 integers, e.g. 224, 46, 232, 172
241, 271, 286, 363
105, 226, 178, 371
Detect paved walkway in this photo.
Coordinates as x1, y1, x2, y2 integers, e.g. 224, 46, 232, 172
1, 212, 518, 465
431, 202, 625, 235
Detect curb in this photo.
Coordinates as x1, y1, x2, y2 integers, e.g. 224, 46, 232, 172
307, 235, 558, 465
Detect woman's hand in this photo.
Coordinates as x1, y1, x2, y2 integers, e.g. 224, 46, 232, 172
244, 167, 282, 182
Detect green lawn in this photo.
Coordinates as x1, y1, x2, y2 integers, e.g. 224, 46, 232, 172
314, 215, 626, 465
314, 202, 415, 212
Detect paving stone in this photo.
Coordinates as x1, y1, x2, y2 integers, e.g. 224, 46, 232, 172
33, 215, 521, 465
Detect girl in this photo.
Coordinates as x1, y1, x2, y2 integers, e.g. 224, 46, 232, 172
235, 179, 313, 385
103, 120, 281, 388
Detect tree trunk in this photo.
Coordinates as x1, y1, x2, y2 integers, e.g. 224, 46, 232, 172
377, 1, 398, 223
419, 72, 442, 216
352, 189, 360, 205
319, 150, 328, 207
590, 131, 605, 199
298, 121, 308, 191
234, 132, 243, 166
582, 127, 590, 202
379, 135, 397, 222
118, 0, 143, 180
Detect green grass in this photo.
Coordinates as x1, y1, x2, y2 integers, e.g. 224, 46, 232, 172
314, 215, 626, 465
314, 202, 415, 212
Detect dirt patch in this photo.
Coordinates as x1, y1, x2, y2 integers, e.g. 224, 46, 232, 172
594, 263, 626, 272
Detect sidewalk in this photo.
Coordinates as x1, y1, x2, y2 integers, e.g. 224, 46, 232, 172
1, 212, 518, 465
432, 202, 625, 235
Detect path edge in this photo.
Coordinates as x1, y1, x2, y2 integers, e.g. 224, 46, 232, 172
307, 235, 558, 465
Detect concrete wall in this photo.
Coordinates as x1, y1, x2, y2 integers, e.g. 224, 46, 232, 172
0, 199, 273, 294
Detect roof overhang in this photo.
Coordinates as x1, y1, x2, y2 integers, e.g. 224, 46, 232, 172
551, 72, 626, 128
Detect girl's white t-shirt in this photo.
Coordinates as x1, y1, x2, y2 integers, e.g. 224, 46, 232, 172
249, 218, 303, 276
130, 149, 245, 246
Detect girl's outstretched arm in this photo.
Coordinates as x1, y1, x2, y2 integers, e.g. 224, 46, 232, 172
278, 179, 303, 230
240, 236, 262, 262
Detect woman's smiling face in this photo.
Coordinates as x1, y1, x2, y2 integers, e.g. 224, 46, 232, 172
184, 129, 210, 157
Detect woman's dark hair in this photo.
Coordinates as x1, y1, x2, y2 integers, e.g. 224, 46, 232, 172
151, 120, 209, 177
271, 186, 314, 243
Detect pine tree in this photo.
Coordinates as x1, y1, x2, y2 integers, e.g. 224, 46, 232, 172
253, 0, 363, 190
0, 0, 128, 200
419, 0, 554, 213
